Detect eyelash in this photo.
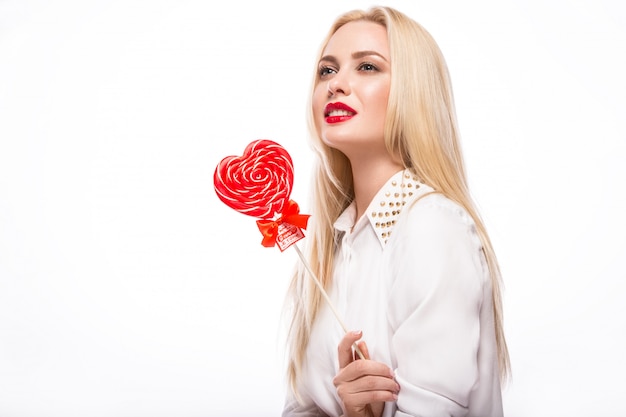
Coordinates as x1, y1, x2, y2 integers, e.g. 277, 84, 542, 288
319, 66, 336, 77
358, 62, 378, 72
318, 62, 379, 78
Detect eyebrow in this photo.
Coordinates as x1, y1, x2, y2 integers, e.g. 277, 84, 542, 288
319, 50, 389, 65
352, 50, 388, 62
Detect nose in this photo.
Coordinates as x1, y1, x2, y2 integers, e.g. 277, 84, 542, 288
327, 73, 350, 97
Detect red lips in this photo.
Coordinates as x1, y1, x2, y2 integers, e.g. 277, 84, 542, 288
324, 102, 357, 124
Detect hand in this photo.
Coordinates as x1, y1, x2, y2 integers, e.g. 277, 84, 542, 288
333, 330, 399, 417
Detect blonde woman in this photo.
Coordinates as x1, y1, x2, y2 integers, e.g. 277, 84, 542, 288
283, 6, 510, 417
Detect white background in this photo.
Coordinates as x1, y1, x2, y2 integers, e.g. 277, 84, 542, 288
1, 1, 625, 416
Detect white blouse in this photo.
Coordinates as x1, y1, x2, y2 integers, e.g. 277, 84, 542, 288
283, 169, 503, 417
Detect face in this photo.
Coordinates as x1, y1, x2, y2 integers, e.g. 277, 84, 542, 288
312, 20, 391, 159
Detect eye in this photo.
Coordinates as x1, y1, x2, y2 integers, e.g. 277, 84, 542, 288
358, 62, 378, 72
319, 66, 336, 78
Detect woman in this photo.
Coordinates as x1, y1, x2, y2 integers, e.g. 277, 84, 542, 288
282, 6, 510, 417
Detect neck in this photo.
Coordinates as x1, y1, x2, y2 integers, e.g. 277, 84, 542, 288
350, 156, 403, 221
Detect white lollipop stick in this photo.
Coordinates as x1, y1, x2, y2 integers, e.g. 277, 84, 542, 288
293, 244, 366, 360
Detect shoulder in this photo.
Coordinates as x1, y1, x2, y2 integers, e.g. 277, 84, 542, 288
385, 190, 489, 326
394, 190, 481, 249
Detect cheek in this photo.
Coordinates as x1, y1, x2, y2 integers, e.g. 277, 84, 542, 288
312, 85, 326, 126
364, 83, 390, 125
367, 86, 390, 149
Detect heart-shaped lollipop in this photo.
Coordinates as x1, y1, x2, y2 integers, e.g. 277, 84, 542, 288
214, 139, 294, 219
212, 139, 366, 362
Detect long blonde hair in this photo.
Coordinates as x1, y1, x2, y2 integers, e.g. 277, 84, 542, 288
284, 6, 510, 396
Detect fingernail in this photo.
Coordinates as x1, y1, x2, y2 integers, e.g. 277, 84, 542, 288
351, 330, 362, 336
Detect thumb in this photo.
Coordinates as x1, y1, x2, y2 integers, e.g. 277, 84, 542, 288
355, 340, 370, 360
338, 330, 363, 369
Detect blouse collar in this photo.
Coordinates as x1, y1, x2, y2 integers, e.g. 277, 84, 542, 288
334, 169, 428, 248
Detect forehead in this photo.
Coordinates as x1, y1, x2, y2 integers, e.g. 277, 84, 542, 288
322, 20, 389, 57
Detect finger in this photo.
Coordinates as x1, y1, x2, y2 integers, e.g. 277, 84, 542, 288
343, 392, 398, 411
339, 386, 399, 409
338, 330, 363, 369
343, 375, 400, 395
338, 358, 395, 383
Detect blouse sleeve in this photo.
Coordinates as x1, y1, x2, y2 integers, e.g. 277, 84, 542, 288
282, 389, 327, 417
386, 195, 489, 416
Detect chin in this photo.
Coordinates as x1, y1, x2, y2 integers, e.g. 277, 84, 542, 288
320, 134, 350, 151
321, 129, 355, 145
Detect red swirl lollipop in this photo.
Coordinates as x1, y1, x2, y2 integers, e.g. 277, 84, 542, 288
214, 139, 294, 219
212, 139, 367, 362
214, 139, 310, 251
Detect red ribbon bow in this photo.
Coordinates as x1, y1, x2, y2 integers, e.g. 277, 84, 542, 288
256, 200, 310, 248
